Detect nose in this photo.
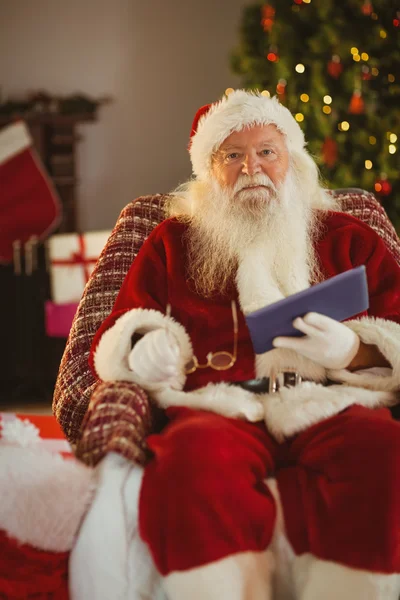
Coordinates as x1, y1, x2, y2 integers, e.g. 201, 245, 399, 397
241, 152, 261, 176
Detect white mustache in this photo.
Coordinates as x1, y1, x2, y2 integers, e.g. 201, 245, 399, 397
233, 174, 277, 195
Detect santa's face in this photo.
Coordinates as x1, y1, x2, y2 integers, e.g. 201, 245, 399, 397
211, 124, 289, 199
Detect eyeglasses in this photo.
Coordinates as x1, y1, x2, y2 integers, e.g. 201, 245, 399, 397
166, 301, 238, 374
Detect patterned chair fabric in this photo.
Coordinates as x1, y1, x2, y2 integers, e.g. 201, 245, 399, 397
53, 189, 400, 465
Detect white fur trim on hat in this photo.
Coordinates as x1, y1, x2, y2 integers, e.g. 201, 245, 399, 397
93, 308, 193, 391
189, 90, 305, 179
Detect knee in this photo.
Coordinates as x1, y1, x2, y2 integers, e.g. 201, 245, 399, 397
341, 414, 400, 486
367, 420, 400, 481
147, 412, 243, 481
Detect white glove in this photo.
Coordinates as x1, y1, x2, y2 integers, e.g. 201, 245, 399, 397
272, 313, 360, 370
128, 328, 183, 389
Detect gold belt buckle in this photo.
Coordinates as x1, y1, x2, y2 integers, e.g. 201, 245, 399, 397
269, 368, 303, 394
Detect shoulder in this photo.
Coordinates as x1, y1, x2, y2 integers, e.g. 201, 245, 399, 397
147, 217, 188, 241
316, 210, 393, 271
141, 217, 189, 252
319, 210, 382, 245
322, 210, 377, 235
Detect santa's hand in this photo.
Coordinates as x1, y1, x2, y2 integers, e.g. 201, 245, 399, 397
272, 312, 360, 370
128, 328, 183, 389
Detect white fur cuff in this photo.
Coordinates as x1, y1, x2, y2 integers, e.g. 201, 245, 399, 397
327, 317, 400, 392
93, 308, 193, 388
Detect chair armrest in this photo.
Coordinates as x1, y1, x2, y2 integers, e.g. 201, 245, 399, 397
75, 381, 161, 467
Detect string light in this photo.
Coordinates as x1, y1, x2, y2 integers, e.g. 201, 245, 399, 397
338, 121, 350, 131
380, 30, 387, 38
388, 74, 395, 83
353, 54, 361, 62
300, 93, 309, 102
389, 145, 397, 154
267, 52, 278, 62
322, 106, 332, 114
261, 90, 271, 97
375, 182, 382, 192
225, 88, 234, 96
361, 52, 369, 61
369, 136, 377, 145
389, 134, 398, 143
303, 0, 311, 3
365, 160, 373, 169
323, 95, 332, 104
350, 47, 359, 55
295, 113, 304, 122
371, 67, 379, 76
371, 12, 378, 20
295, 63, 305, 73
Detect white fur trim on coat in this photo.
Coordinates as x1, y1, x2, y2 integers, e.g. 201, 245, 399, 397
262, 382, 397, 442
327, 317, 400, 392
0, 121, 31, 165
93, 308, 193, 391
155, 382, 264, 422
0, 445, 94, 552
190, 90, 306, 180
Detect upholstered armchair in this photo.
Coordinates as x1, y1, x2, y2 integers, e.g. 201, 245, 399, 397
53, 189, 400, 467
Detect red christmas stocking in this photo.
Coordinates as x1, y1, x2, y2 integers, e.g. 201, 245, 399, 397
0, 121, 62, 264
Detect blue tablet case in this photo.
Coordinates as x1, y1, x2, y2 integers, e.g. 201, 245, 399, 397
245, 266, 369, 354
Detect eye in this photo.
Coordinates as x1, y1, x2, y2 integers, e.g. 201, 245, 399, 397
226, 152, 240, 161
261, 149, 273, 156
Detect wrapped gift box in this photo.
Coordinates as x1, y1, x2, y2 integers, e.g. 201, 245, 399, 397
45, 300, 79, 338
48, 230, 111, 303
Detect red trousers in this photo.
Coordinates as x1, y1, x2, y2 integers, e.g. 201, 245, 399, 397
139, 404, 400, 576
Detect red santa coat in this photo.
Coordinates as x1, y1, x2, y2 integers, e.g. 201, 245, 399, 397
91, 211, 400, 437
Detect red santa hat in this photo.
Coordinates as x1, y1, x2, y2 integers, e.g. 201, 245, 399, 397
189, 89, 306, 179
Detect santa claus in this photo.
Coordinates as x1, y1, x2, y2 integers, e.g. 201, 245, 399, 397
71, 90, 400, 599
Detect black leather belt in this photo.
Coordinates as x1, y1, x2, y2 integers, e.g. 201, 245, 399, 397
232, 371, 305, 394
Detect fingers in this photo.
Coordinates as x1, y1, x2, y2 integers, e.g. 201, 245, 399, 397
146, 329, 180, 366
128, 328, 181, 384
272, 335, 306, 352
292, 317, 318, 336
302, 312, 336, 330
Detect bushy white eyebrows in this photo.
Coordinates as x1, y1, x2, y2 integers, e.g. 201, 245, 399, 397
220, 140, 280, 152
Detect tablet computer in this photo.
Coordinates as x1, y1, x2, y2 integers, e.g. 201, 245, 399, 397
245, 265, 369, 354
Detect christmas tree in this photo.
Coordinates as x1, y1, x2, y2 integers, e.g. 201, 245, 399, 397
231, 0, 400, 228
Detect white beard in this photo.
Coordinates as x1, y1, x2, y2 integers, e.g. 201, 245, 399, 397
166, 168, 325, 307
